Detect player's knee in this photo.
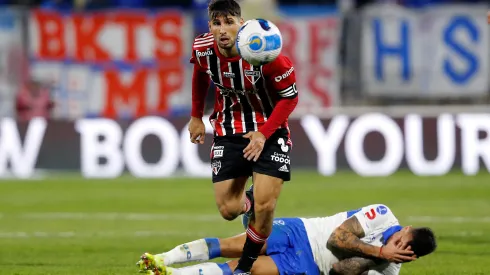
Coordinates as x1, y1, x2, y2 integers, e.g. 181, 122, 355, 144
217, 203, 241, 221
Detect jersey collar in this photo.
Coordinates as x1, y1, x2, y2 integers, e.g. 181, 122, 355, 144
213, 41, 242, 62
382, 225, 403, 245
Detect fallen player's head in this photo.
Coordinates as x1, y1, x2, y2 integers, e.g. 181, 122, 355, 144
389, 226, 437, 261
207, 0, 244, 50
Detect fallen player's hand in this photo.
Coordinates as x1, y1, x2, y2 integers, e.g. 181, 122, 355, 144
380, 243, 417, 263
188, 117, 206, 144
243, 131, 266, 162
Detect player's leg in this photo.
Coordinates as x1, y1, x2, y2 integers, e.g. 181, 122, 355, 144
211, 137, 253, 221
150, 256, 279, 275
234, 174, 283, 273
234, 132, 291, 274
213, 177, 250, 220
220, 233, 268, 258
228, 256, 279, 275
137, 233, 269, 272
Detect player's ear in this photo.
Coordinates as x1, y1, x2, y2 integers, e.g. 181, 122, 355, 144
239, 17, 244, 25
208, 21, 211, 31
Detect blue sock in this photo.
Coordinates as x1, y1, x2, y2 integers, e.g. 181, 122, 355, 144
218, 263, 233, 275
204, 238, 221, 259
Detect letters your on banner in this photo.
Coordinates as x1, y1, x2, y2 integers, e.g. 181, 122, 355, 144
361, 4, 489, 97
1, 114, 490, 179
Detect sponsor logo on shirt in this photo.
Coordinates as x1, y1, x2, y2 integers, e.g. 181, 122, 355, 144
274, 67, 294, 82
376, 205, 388, 215
223, 72, 235, 78
365, 208, 376, 220
197, 49, 213, 58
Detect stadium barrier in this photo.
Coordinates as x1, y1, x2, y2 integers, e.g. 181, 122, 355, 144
1, 113, 489, 179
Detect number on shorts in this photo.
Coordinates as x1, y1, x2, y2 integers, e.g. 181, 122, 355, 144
277, 138, 289, 153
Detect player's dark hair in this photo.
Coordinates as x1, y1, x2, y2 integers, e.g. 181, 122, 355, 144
408, 227, 437, 258
208, 0, 241, 19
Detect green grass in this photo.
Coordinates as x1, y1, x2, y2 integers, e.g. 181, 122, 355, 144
0, 171, 489, 274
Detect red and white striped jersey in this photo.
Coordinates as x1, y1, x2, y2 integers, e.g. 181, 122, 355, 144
190, 33, 298, 137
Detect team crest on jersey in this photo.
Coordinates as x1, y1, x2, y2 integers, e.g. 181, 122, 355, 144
212, 160, 221, 175
244, 70, 262, 85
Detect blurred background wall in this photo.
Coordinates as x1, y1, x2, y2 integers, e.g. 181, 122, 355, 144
0, 0, 489, 178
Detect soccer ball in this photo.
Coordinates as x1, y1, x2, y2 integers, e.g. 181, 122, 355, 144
236, 19, 283, 66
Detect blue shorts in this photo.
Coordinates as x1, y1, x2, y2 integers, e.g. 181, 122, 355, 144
266, 218, 320, 275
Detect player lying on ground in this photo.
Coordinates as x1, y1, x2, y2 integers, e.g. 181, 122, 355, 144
137, 203, 437, 275
188, 0, 299, 273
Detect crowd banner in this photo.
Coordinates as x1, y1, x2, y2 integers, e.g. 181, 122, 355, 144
27, 9, 340, 120
28, 9, 194, 119
277, 12, 340, 110
361, 4, 489, 98
1, 113, 490, 178
0, 8, 24, 118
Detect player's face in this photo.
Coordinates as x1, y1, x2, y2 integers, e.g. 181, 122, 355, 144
209, 15, 244, 50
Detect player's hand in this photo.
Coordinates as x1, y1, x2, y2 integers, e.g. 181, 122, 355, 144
188, 117, 206, 144
380, 243, 417, 263
243, 131, 266, 162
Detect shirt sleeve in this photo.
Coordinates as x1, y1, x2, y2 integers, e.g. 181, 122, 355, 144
258, 55, 299, 138
353, 204, 399, 236
262, 55, 298, 99
191, 63, 210, 118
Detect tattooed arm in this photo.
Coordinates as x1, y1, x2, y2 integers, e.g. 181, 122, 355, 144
328, 257, 379, 275
327, 216, 381, 259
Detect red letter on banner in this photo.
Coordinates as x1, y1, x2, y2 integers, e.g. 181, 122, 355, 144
114, 12, 146, 62
154, 12, 182, 60
72, 14, 110, 62
157, 66, 183, 113
308, 66, 332, 107
309, 19, 335, 65
33, 10, 65, 59
103, 70, 148, 118
277, 22, 297, 65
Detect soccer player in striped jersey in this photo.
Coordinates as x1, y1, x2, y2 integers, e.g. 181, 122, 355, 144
187, 1, 298, 274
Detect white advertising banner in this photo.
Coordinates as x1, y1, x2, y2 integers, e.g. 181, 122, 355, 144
1, 113, 490, 179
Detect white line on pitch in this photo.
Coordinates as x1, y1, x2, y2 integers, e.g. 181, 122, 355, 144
18, 212, 223, 221
0, 230, 482, 239
0, 231, 226, 238
2, 213, 490, 224
407, 216, 490, 223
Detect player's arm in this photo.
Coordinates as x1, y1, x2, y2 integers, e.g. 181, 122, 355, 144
259, 55, 298, 139
329, 257, 379, 275
188, 46, 211, 144
190, 60, 211, 119
327, 216, 381, 258
328, 205, 415, 263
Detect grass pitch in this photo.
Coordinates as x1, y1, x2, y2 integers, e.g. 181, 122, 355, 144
0, 171, 489, 274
